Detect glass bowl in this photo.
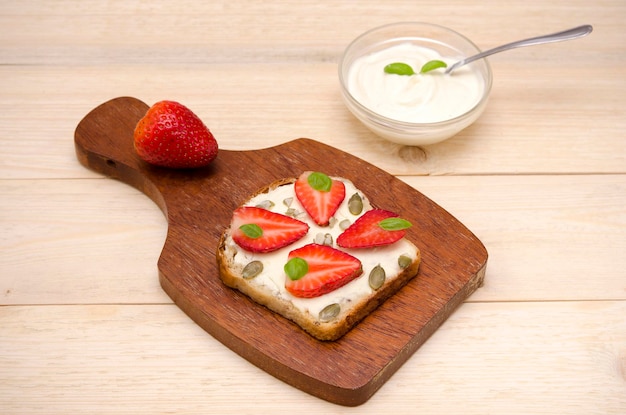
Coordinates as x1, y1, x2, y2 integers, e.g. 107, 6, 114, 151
338, 22, 493, 146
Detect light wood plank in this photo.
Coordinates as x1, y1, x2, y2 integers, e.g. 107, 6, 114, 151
0, 179, 169, 305
2, 1, 625, 413
2, 175, 624, 305
1, 62, 624, 179
0, 1, 622, 65
402, 174, 626, 302
1, 301, 624, 414
1, 1, 625, 178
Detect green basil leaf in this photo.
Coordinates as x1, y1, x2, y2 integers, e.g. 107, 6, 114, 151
420, 60, 447, 74
379, 217, 412, 231
239, 223, 263, 238
284, 257, 309, 281
307, 172, 332, 192
384, 62, 415, 76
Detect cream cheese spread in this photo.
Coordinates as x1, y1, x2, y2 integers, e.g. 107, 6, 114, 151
347, 42, 484, 123
224, 178, 418, 317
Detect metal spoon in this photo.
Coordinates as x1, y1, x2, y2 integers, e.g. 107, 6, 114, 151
445, 24, 593, 74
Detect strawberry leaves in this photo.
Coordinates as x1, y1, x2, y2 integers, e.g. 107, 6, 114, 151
239, 223, 263, 238
284, 244, 363, 298
284, 257, 309, 281
379, 217, 413, 231
383, 60, 448, 75
231, 206, 309, 253
295, 171, 346, 226
337, 209, 412, 249
307, 172, 333, 192
229, 173, 415, 299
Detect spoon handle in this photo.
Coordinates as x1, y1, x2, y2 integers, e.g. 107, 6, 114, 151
445, 24, 593, 74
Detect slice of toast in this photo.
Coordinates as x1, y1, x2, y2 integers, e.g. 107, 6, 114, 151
216, 174, 421, 341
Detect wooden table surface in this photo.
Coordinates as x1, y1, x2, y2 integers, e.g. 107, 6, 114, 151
1, 1, 624, 413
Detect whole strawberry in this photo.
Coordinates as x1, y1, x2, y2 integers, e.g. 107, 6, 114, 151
134, 100, 218, 168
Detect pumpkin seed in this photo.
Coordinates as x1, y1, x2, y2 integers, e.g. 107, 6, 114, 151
369, 265, 386, 290
255, 200, 274, 210
339, 219, 351, 230
283, 197, 293, 207
314, 233, 334, 246
314, 233, 325, 245
398, 255, 412, 269
348, 193, 363, 215
242, 261, 263, 279
319, 303, 341, 322
323, 233, 333, 246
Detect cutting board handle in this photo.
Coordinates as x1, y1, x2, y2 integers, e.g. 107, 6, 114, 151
75, 96, 172, 213
74, 96, 353, 216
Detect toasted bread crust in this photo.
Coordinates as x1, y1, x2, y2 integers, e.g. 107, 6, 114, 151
216, 177, 421, 341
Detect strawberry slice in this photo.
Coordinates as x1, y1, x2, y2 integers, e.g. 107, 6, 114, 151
231, 206, 309, 253
294, 171, 346, 226
284, 244, 363, 298
337, 209, 412, 248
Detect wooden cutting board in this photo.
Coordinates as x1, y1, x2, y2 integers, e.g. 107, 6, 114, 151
74, 96, 487, 406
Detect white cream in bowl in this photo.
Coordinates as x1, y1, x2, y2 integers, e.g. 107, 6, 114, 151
347, 42, 484, 124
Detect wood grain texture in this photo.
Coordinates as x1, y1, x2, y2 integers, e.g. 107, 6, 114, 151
2, 302, 624, 414
3, 1, 625, 413
2, 62, 625, 179
73, 97, 487, 405
2, 175, 624, 306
